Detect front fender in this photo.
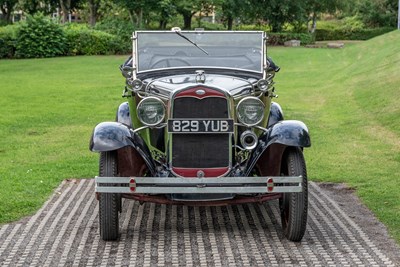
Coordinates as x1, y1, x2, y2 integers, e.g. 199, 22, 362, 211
267, 102, 284, 128
245, 120, 311, 175
90, 122, 134, 152
116, 102, 132, 127
265, 120, 311, 148
89, 122, 156, 174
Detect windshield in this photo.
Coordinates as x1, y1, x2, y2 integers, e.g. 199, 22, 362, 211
136, 31, 264, 73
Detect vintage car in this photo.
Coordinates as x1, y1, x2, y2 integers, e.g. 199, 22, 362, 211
90, 29, 311, 242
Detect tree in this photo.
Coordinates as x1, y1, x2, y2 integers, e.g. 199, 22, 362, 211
155, 0, 176, 29
20, 0, 59, 15
59, 0, 82, 23
88, 0, 101, 26
253, 0, 305, 32
175, 0, 196, 29
305, 0, 347, 33
0, 0, 18, 24
112, 0, 155, 28
357, 0, 399, 27
220, 0, 251, 30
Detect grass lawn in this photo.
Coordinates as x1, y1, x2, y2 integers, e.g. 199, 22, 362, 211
0, 31, 399, 243
0, 56, 126, 222
272, 31, 400, 242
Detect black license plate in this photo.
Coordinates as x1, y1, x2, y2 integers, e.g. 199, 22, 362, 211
168, 119, 234, 133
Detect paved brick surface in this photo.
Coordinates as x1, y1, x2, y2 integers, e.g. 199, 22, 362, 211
0, 179, 399, 266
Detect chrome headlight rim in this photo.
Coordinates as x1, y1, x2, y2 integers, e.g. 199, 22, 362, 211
236, 96, 265, 127
127, 78, 143, 92
257, 79, 269, 92
137, 96, 166, 126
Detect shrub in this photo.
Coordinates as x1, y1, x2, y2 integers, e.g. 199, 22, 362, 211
94, 16, 134, 41
15, 14, 66, 58
267, 32, 314, 46
0, 24, 18, 58
94, 17, 133, 54
315, 27, 394, 41
235, 24, 271, 32
194, 21, 225, 30
64, 24, 126, 55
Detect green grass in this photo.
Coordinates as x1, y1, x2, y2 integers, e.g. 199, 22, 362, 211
0, 56, 126, 222
0, 31, 399, 243
272, 31, 400, 242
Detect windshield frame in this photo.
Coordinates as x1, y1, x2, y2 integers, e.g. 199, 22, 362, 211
133, 30, 266, 76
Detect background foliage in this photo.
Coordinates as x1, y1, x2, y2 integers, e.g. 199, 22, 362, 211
15, 13, 66, 58
64, 23, 124, 55
0, 0, 398, 59
0, 31, 399, 242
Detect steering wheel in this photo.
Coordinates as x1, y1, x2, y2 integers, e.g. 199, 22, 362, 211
150, 58, 191, 69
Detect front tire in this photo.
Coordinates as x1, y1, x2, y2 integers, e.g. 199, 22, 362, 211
279, 147, 308, 242
99, 151, 120, 241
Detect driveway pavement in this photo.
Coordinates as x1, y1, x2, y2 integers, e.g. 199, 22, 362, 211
0, 179, 399, 266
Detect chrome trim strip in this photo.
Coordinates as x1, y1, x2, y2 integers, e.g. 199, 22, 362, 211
95, 176, 302, 184
138, 66, 263, 75
135, 31, 265, 33
132, 32, 137, 80
95, 176, 303, 194
234, 123, 268, 133
96, 187, 301, 194
130, 123, 167, 134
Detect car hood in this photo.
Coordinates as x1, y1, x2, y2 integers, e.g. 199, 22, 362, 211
144, 73, 258, 98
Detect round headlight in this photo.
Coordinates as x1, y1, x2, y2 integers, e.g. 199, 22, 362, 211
137, 97, 165, 126
127, 78, 143, 92
236, 97, 265, 126
257, 79, 268, 92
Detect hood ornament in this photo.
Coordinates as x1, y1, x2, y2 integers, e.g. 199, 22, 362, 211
195, 70, 206, 83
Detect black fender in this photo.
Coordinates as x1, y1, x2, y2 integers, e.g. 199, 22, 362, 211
267, 102, 284, 128
245, 120, 311, 176
116, 102, 132, 127
89, 122, 156, 175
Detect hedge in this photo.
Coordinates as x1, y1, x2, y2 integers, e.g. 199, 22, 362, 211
64, 25, 127, 55
15, 14, 66, 58
0, 25, 18, 59
267, 32, 314, 45
315, 27, 394, 41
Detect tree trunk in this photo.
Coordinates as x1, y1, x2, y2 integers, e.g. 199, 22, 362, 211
183, 13, 192, 30
227, 16, 233, 30
88, 0, 98, 27
310, 12, 317, 33
59, 0, 68, 23
135, 8, 143, 28
1, 2, 13, 24
159, 19, 167, 29
128, 9, 135, 25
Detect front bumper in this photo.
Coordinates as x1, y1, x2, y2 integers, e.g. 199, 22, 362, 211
95, 176, 303, 194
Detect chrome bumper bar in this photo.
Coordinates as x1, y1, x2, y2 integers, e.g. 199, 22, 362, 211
95, 176, 303, 194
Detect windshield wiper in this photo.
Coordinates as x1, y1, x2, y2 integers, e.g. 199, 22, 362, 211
172, 27, 209, 55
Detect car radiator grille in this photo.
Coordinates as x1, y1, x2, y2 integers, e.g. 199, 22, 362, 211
171, 95, 230, 169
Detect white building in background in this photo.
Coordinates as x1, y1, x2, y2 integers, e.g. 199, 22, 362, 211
0, 10, 24, 23
51, 8, 82, 23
